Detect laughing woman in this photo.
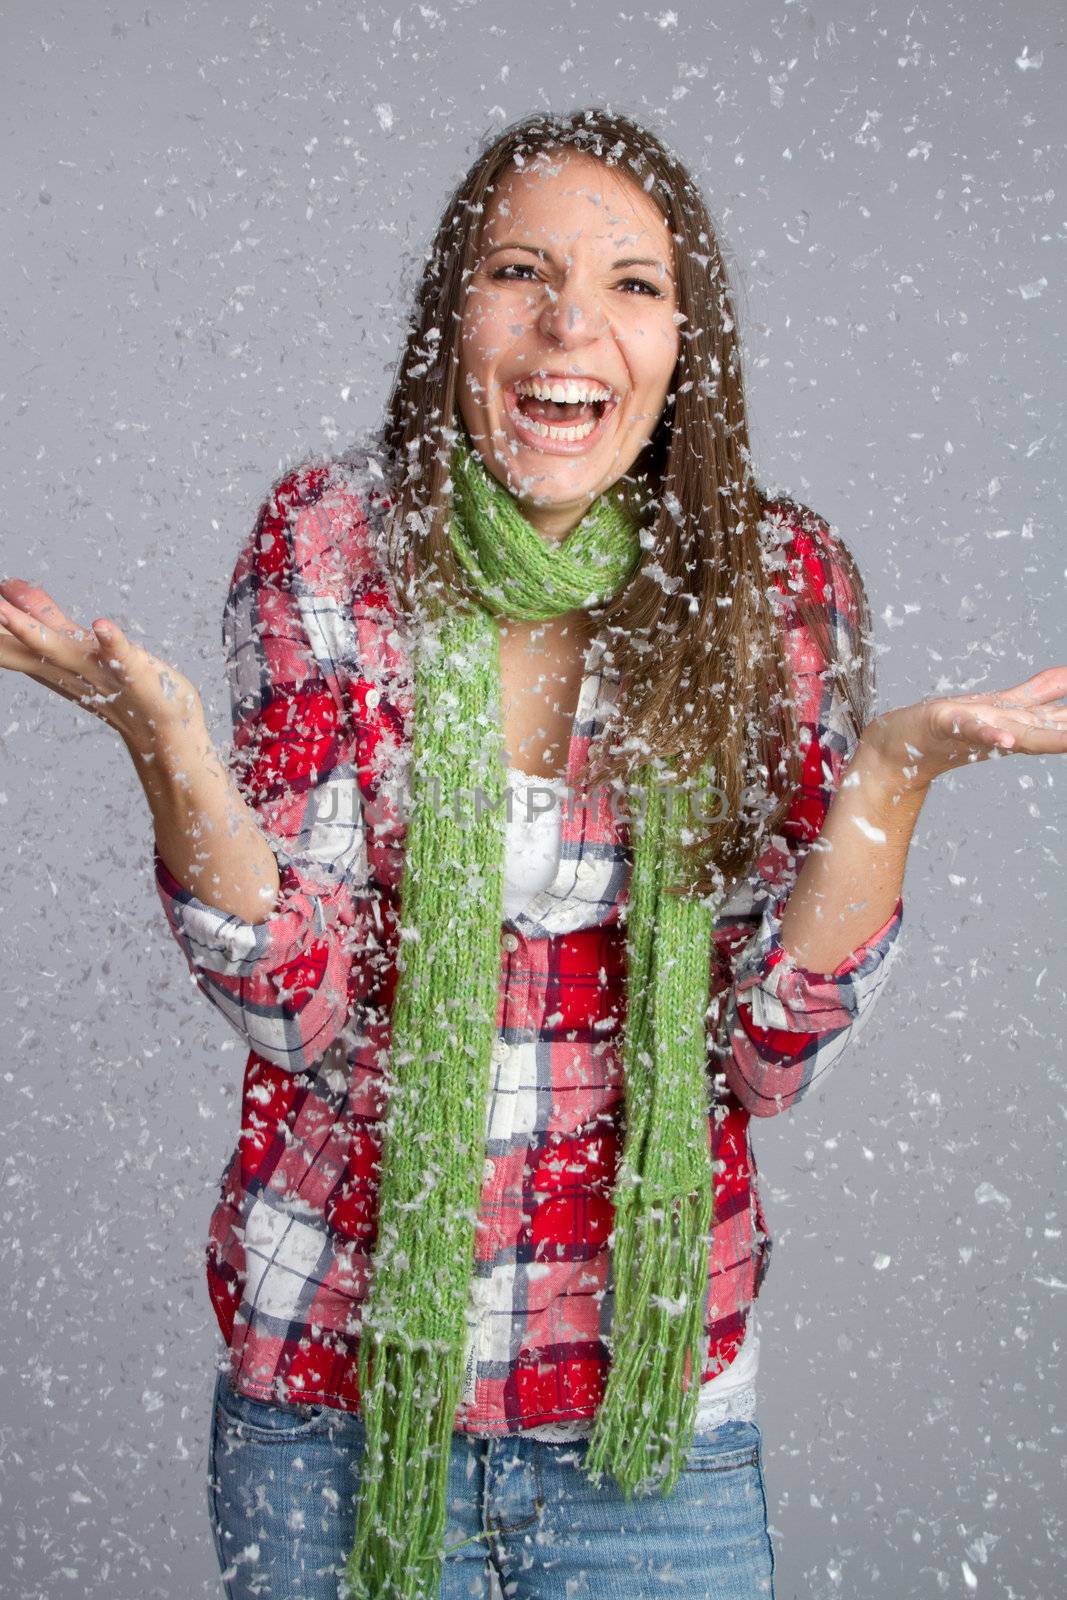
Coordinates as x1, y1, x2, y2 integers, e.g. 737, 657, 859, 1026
2, 109, 1065, 1600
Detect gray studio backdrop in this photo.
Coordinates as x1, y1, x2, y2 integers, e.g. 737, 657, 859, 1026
2, 2, 1063, 1597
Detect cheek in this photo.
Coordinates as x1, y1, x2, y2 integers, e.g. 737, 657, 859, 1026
617, 309, 679, 367
652, 323, 682, 393
458, 314, 501, 395
461, 286, 511, 349
629, 335, 679, 401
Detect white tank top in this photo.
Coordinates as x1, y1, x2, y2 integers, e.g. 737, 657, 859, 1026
499, 767, 759, 1438
502, 765, 569, 920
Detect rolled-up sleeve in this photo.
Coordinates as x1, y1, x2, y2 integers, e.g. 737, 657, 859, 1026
154, 840, 383, 1073
718, 889, 903, 1116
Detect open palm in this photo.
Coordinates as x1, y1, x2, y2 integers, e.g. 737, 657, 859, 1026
0, 577, 201, 751
864, 666, 1067, 790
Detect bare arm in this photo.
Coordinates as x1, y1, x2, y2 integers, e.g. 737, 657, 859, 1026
776, 738, 924, 973
122, 711, 280, 927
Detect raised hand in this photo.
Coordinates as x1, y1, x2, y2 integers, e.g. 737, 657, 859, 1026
777, 664, 1067, 973
860, 667, 1067, 793
0, 576, 203, 752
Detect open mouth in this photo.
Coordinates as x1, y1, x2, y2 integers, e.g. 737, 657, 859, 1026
504, 379, 619, 445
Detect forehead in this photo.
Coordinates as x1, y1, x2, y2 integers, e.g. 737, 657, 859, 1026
479, 150, 672, 257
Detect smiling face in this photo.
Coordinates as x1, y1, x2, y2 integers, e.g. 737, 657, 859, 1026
457, 148, 681, 540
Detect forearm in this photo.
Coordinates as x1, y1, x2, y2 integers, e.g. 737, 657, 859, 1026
124, 714, 280, 925
777, 735, 926, 973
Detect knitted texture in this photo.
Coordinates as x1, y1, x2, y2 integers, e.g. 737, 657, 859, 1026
343, 428, 720, 1600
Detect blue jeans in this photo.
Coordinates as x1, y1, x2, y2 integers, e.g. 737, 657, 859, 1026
207, 1367, 776, 1598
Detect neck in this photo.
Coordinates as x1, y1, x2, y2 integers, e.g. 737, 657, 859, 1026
516, 491, 601, 544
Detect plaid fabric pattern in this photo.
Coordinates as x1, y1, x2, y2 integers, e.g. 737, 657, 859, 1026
153, 451, 903, 1430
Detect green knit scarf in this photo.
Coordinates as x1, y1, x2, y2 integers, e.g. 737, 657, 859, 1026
343, 428, 720, 1600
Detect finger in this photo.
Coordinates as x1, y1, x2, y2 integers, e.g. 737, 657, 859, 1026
0, 628, 76, 675
963, 703, 1067, 730
0, 579, 95, 644
88, 617, 139, 674
0, 594, 113, 675
972, 709, 1067, 754
943, 668, 1067, 711
1007, 727, 1067, 754
987, 666, 1067, 708
948, 705, 1067, 755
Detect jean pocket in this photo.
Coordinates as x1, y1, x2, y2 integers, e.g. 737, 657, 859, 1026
214, 1369, 335, 1442
682, 1418, 762, 1474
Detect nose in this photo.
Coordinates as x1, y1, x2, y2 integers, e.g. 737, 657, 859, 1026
536, 276, 607, 348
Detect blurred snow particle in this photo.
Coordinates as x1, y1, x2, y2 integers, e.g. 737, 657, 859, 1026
1015, 45, 1043, 70
655, 10, 679, 28
975, 1182, 1011, 1209
375, 103, 394, 131
1018, 277, 1047, 300
872, 1252, 891, 1271
851, 815, 887, 844
961, 1558, 979, 1590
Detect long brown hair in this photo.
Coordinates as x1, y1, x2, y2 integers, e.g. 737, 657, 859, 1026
357, 107, 873, 901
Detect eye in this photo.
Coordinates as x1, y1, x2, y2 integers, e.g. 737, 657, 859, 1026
618, 277, 665, 298
490, 263, 540, 282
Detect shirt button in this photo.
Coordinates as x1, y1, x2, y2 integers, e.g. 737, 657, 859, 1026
483, 1158, 495, 1182
491, 1038, 511, 1063
501, 932, 519, 954
364, 685, 380, 709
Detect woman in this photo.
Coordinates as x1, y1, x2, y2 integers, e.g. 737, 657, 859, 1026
1, 109, 1063, 1600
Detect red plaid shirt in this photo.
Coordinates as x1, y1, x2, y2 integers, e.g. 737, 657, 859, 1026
153, 450, 903, 1430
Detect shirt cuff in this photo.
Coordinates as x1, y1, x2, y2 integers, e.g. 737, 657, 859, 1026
153, 844, 331, 974
734, 892, 904, 1030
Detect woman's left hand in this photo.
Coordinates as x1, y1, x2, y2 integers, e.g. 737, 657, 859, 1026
859, 666, 1067, 794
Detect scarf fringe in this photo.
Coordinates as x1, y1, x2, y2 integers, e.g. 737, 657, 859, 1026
583, 1185, 714, 1500
342, 1336, 463, 1600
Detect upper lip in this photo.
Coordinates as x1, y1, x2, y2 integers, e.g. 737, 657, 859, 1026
508, 371, 619, 399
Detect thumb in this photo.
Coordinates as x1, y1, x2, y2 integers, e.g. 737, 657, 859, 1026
91, 619, 129, 662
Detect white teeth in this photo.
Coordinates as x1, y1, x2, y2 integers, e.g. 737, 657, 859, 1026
513, 378, 613, 404
518, 414, 599, 441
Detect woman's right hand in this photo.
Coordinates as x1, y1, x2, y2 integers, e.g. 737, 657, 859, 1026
0, 577, 203, 753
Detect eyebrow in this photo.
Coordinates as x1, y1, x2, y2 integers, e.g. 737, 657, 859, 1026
484, 242, 674, 278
